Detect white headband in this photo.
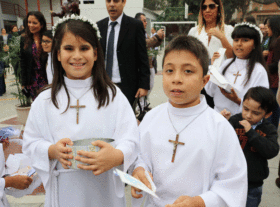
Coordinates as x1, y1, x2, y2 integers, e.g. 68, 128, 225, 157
234, 22, 263, 43
52, 14, 101, 39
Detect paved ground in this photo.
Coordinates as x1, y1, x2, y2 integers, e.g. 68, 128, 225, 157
1, 53, 280, 206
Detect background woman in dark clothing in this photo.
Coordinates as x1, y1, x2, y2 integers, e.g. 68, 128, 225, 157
0, 28, 12, 49
266, 16, 280, 129
0, 45, 9, 96
20, 11, 47, 100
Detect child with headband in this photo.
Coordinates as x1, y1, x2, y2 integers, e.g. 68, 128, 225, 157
22, 15, 139, 207
205, 22, 269, 115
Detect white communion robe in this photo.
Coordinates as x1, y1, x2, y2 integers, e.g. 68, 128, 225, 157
46, 52, 53, 84
0, 144, 10, 207
22, 76, 140, 207
188, 25, 234, 59
132, 96, 248, 207
205, 58, 269, 115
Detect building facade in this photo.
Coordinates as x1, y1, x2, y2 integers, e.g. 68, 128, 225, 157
1, 0, 146, 32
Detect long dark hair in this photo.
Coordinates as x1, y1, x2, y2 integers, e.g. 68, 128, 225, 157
268, 16, 280, 51
51, 19, 116, 111
24, 11, 46, 51
222, 25, 268, 86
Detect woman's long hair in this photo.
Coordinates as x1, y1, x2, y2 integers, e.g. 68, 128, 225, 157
268, 16, 280, 51
24, 11, 46, 53
198, 0, 225, 34
222, 25, 268, 86
51, 19, 116, 111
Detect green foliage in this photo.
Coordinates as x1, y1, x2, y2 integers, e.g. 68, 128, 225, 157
0, 36, 32, 107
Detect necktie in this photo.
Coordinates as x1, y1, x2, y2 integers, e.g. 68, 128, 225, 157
106, 21, 118, 79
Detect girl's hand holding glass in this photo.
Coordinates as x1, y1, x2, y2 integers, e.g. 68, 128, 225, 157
75, 141, 124, 176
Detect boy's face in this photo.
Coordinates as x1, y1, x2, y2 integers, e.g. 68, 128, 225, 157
242, 98, 272, 125
162, 50, 209, 108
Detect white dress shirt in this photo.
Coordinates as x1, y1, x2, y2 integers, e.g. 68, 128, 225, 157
106, 13, 123, 83
188, 25, 234, 59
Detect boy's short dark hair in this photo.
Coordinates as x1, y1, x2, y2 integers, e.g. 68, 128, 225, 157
162, 35, 209, 76
243, 86, 278, 114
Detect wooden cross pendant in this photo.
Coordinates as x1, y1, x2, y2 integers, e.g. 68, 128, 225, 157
70, 99, 86, 124
169, 134, 185, 163
233, 71, 241, 84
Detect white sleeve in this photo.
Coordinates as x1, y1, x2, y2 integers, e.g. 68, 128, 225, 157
251, 65, 269, 89
188, 27, 197, 37
22, 97, 53, 187
200, 121, 247, 207
113, 91, 140, 173
225, 25, 234, 46
0, 178, 5, 199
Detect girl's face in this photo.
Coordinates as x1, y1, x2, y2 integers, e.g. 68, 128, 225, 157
267, 23, 273, 37
28, 15, 42, 34
233, 37, 255, 59
57, 32, 97, 80
202, 0, 219, 24
42, 35, 52, 53
12, 26, 18, 33
1, 28, 6, 35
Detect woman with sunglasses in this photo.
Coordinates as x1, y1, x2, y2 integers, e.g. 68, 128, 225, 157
188, 0, 234, 108
188, 0, 234, 60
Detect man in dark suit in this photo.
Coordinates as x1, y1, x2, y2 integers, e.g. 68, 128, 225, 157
97, 0, 150, 106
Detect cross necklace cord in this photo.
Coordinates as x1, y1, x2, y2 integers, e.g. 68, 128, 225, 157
167, 106, 208, 163
68, 88, 92, 124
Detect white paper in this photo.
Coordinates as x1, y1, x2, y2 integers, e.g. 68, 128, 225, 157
4, 154, 42, 198
114, 169, 159, 199
212, 48, 226, 69
209, 65, 239, 93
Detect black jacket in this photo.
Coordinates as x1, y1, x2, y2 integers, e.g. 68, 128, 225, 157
20, 36, 47, 86
97, 13, 150, 105
229, 113, 279, 188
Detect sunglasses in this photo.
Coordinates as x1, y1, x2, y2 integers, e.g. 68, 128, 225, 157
202, 4, 219, 11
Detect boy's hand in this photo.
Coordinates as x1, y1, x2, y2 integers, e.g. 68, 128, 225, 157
5, 175, 33, 190
165, 196, 205, 207
239, 120, 252, 132
48, 138, 73, 169
131, 167, 153, 199
220, 109, 231, 120
219, 88, 241, 105
75, 141, 124, 176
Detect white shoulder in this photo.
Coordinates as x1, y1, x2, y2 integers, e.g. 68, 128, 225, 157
31, 88, 52, 108
219, 58, 234, 72
224, 24, 234, 33
188, 26, 198, 36
140, 102, 168, 123
205, 107, 236, 135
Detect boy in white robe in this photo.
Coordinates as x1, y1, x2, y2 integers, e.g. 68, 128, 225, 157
22, 17, 139, 207
131, 35, 248, 207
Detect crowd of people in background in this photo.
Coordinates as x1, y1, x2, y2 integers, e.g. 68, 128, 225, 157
1, 0, 280, 206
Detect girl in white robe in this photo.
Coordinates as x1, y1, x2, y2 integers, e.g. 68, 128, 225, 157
22, 16, 139, 207
205, 22, 269, 115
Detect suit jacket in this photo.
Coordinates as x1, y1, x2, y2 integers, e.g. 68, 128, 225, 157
97, 14, 150, 103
